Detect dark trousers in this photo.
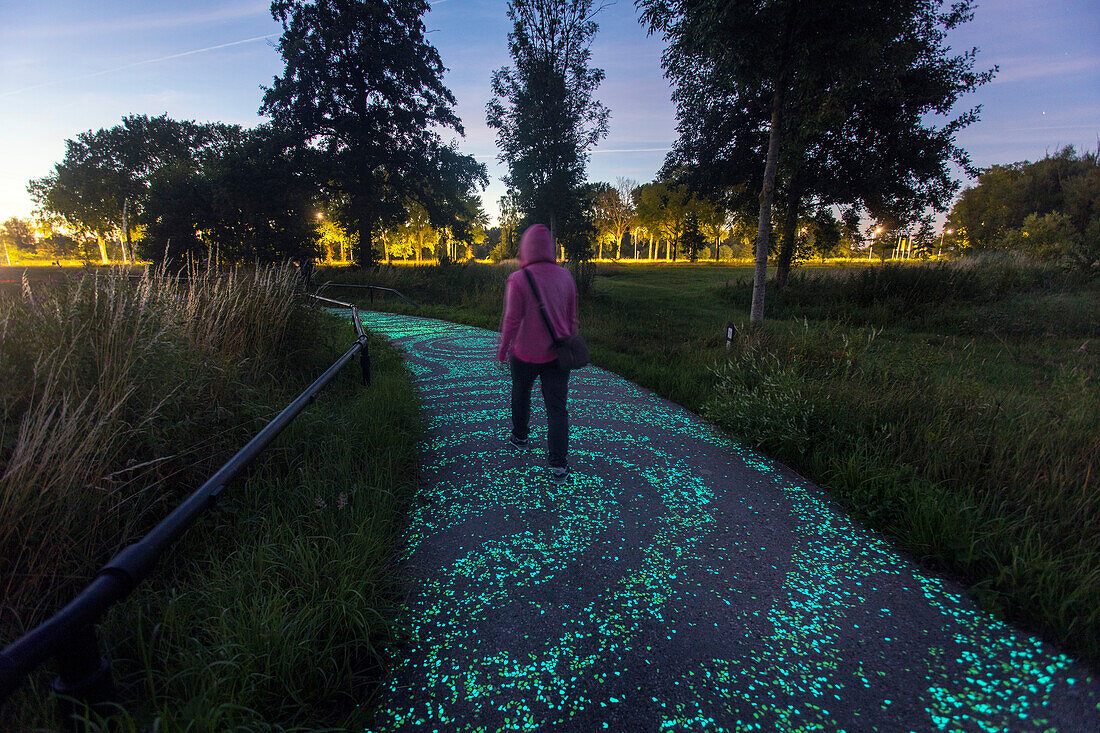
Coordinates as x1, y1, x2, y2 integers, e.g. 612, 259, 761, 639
510, 356, 570, 468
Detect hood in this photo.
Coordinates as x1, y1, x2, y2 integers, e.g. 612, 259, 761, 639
518, 224, 556, 267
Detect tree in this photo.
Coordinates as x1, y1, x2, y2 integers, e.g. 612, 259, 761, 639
494, 192, 523, 261
317, 218, 354, 263
680, 209, 706, 261
262, 0, 485, 266
639, 0, 995, 324
660, 183, 692, 261
803, 209, 842, 262
483, 227, 502, 260
486, 0, 610, 261
40, 233, 81, 260
195, 125, 319, 263
1, 218, 36, 264
632, 181, 665, 259
451, 195, 490, 261
949, 146, 1100, 255
28, 115, 228, 264
139, 125, 320, 265
402, 202, 438, 263
591, 178, 636, 259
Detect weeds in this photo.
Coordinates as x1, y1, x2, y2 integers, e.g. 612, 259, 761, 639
706, 313, 1100, 663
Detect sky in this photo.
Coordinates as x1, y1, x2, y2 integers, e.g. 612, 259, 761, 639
0, 0, 1097, 227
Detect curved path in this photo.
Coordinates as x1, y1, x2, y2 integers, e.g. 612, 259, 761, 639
358, 311, 1099, 732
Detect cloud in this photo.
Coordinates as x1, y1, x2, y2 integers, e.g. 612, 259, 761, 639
0, 35, 276, 99
991, 56, 1100, 84
2, 2, 272, 40
590, 147, 671, 154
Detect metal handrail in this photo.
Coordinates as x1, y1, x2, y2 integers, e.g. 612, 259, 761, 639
0, 296, 370, 720
317, 281, 421, 309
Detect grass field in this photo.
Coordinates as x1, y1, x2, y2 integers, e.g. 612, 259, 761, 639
2, 265, 423, 729
324, 256, 1100, 669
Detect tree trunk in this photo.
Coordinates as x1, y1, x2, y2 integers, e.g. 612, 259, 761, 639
776, 187, 801, 291
96, 234, 109, 264
750, 95, 784, 326
122, 198, 132, 264
356, 214, 375, 267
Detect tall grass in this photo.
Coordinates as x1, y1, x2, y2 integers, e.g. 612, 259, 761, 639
15, 327, 423, 731
1, 263, 299, 645
705, 319, 1100, 659
5, 265, 424, 729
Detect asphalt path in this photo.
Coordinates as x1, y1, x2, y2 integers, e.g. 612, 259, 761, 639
357, 310, 1100, 732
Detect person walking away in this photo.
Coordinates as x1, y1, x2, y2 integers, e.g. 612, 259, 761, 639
496, 224, 579, 482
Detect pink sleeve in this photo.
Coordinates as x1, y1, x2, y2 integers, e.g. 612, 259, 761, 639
496, 277, 524, 361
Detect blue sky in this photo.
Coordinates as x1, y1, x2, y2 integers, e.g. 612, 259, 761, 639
1, 0, 1096, 226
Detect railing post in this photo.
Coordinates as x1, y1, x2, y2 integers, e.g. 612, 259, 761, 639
52, 624, 115, 730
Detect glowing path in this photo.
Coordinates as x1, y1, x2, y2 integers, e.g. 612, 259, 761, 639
357, 311, 1100, 732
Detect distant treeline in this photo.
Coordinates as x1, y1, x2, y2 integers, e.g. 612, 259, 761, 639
8, 121, 1096, 274
17, 115, 486, 267
948, 146, 1100, 270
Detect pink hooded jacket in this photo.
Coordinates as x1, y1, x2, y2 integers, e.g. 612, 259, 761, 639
496, 224, 579, 363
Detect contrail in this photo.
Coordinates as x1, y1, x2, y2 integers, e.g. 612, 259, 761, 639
473, 147, 671, 159
0, 34, 275, 99
591, 147, 671, 154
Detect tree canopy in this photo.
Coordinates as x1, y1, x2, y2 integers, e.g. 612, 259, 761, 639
28, 115, 227, 263
261, 0, 486, 265
949, 146, 1100, 268
487, 0, 610, 260
639, 0, 995, 323
141, 125, 320, 264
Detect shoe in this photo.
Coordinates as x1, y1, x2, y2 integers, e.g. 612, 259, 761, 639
550, 466, 569, 483
508, 435, 529, 449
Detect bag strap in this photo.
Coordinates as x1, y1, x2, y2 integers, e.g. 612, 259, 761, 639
522, 268, 561, 344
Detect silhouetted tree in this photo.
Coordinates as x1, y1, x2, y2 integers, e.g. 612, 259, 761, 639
487, 0, 610, 261
28, 115, 228, 264
262, 0, 485, 266
1, 217, 36, 255
142, 126, 319, 265
639, 0, 995, 323
949, 146, 1100, 254
680, 210, 706, 261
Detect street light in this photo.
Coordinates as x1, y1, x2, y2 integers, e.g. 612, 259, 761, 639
938, 228, 954, 257
869, 226, 884, 261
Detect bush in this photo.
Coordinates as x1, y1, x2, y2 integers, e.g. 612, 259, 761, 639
703, 313, 1100, 663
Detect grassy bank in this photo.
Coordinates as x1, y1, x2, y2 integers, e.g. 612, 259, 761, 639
2, 267, 423, 728
324, 257, 1100, 668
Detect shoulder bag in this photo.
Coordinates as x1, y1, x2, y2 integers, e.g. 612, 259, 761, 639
522, 268, 589, 370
